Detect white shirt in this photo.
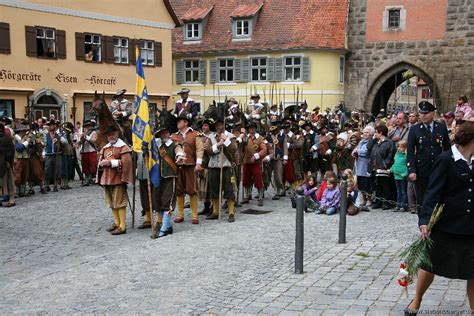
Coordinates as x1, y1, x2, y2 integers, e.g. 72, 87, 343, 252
451, 144, 474, 168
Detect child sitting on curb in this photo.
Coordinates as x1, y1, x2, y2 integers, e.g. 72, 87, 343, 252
316, 177, 340, 215
316, 170, 336, 202
301, 176, 319, 212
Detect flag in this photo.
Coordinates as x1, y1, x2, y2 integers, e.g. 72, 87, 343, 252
132, 47, 160, 187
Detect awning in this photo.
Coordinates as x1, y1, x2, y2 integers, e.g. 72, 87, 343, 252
181, 6, 214, 22
230, 3, 263, 18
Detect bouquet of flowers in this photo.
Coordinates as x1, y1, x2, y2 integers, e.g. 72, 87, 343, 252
397, 204, 444, 295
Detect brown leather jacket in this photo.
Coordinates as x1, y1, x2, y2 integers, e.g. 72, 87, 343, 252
170, 127, 204, 166
242, 133, 267, 164
98, 139, 133, 186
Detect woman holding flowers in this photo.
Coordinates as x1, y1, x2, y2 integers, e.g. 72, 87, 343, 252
406, 121, 474, 315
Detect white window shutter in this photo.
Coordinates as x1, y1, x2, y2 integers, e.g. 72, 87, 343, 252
241, 59, 250, 82
234, 59, 242, 82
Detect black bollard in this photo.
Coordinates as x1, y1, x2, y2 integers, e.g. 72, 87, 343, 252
295, 188, 304, 274
339, 175, 348, 244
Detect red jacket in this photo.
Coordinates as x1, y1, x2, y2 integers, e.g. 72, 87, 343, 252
316, 180, 327, 202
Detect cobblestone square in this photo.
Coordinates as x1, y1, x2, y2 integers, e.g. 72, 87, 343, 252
0, 182, 469, 314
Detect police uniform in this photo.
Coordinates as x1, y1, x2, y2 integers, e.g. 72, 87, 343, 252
406, 102, 450, 213
419, 145, 474, 279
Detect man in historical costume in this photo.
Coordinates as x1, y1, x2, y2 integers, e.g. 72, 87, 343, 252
241, 120, 267, 206
0, 117, 16, 206
44, 120, 67, 192
171, 114, 205, 224
268, 104, 281, 124
226, 98, 247, 129
290, 124, 304, 188
281, 118, 297, 191
197, 117, 214, 216
152, 122, 185, 238
60, 122, 75, 190
136, 152, 155, 229
204, 116, 238, 222
0, 122, 15, 207
265, 121, 287, 200
175, 88, 199, 120
261, 132, 272, 196
13, 122, 31, 197
98, 125, 134, 235
78, 120, 98, 186
301, 121, 319, 180
247, 94, 264, 129
407, 101, 450, 214
110, 89, 133, 145
27, 121, 47, 194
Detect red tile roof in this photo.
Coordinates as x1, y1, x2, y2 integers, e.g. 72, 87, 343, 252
170, 0, 349, 54
181, 6, 214, 22
230, 3, 263, 18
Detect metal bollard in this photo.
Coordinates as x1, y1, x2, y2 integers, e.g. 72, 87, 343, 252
295, 188, 305, 274
339, 175, 348, 244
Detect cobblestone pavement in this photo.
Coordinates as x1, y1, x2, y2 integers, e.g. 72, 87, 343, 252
0, 181, 470, 315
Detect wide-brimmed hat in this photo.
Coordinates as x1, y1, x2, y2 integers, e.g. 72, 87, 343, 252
246, 120, 258, 129
176, 113, 192, 125
83, 120, 94, 127
177, 88, 190, 95
0, 116, 12, 125
104, 125, 119, 134
45, 119, 59, 126
115, 89, 126, 96
250, 94, 260, 100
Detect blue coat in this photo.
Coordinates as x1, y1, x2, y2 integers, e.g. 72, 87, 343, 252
419, 148, 474, 235
406, 122, 450, 178
355, 139, 371, 177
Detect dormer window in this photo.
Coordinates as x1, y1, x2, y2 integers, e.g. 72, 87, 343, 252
185, 23, 201, 40
230, 3, 263, 40
181, 6, 213, 42
235, 19, 251, 37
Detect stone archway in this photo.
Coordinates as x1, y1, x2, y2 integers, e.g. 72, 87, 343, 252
30, 89, 65, 121
365, 61, 439, 115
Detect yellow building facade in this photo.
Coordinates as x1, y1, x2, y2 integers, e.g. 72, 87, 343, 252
169, 0, 349, 113
172, 50, 346, 112
0, 0, 179, 122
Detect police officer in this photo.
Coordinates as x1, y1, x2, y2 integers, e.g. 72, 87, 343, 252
406, 101, 450, 214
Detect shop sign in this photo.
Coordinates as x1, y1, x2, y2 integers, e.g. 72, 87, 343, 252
0, 69, 41, 82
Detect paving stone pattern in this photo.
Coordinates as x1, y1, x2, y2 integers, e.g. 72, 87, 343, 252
0, 181, 470, 314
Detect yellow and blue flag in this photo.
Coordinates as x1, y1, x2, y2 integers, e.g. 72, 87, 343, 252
132, 47, 160, 187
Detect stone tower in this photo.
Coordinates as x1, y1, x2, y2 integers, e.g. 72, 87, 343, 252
345, 0, 474, 114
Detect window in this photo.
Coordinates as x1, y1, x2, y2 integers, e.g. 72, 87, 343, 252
36, 27, 55, 58
113, 37, 128, 64
140, 40, 154, 66
83, 102, 93, 121
84, 33, 101, 62
339, 56, 345, 84
284, 56, 302, 81
421, 88, 433, 99
185, 23, 201, 40
235, 19, 251, 37
0, 99, 14, 118
149, 103, 157, 127
218, 59, 234, 82
251, 58, 267, 81
388, 9, 401, 28
184, 60, 200, 83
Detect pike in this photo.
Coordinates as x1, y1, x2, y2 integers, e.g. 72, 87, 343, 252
218, 95, 228, 222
